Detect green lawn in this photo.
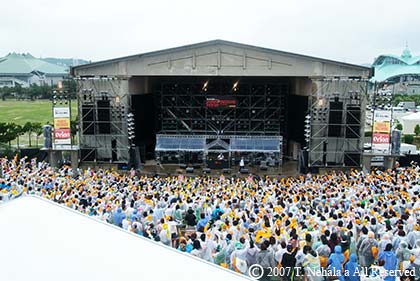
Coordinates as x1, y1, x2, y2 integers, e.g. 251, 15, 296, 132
0, 99, 77, 125
0, 100, 78, 148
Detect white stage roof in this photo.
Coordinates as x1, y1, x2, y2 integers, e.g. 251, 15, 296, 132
0, 196, 249, 281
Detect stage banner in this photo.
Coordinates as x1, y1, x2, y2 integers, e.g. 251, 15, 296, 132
372, 110, 391, 153
53, 107, 71, 145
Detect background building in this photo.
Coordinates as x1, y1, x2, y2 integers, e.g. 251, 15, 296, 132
0, 53, 68, 88
371, 46, 420, 94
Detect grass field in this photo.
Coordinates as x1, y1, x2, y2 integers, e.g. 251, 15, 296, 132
0, 100, 77, 148
0, 99, 77, 125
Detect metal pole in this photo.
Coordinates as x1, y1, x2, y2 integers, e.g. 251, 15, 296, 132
390, 83, 395, 154
371, 82, 377, 152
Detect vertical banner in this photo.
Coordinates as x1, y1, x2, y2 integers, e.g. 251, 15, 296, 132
372, 110, 391, 153
53, 107, 71, 145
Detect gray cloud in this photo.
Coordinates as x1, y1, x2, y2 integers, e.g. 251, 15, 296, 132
0, 0, 419, 65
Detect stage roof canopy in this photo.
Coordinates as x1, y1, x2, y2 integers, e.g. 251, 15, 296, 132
0, 196, 249, 281
71, 39, 370, 78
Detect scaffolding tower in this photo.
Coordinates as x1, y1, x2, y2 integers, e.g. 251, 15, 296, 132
307, 78, 368, 167
76, 77, 131, 164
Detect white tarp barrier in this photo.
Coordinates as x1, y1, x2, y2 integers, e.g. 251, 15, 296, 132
0, 196, 249, 281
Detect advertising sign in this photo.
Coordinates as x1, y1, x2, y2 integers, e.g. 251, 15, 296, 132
54, 118, 70, 129
372, 110, 391, 153
206, 98, 236, 109
53, 107, 71, 145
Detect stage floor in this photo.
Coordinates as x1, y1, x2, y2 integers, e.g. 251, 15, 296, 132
138, 160, 299, 178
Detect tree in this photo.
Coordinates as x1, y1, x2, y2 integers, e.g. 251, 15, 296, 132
32, 122, 43, 148
14, 84, 23, 100
403, 134, 414, 144
415, 124, 420, 136
70, 118, 78, 144
0, 123, 15, 145
396, 123, 403, 131
23, 122, 34, 147
0, 123, 19, 148
14, 124, 25, 148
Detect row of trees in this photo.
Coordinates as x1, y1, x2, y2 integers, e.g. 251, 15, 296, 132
0, 122, 43, 148
393, 94, 420, 106
0, 80, 77, 100
0, 120, 79, 148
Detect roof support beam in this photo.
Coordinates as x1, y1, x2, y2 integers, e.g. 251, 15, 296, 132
217, 49, 221, 69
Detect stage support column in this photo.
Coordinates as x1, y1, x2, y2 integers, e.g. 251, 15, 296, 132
48, 150, 62, 168
71, 150, 78, 175
383, 156, 395, 170
362, 154, 372, 173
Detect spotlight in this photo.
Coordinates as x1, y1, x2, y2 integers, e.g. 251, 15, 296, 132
202, 81, 209, 92
317, 98, 326, 107
232, 81, 239, 91
127, 112, 136, 140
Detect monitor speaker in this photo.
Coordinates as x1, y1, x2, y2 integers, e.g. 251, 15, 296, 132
240, 168, 249, 174
222, 168, 231, 174
203, 168, 211, 174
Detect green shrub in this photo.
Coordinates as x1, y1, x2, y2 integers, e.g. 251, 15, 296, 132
415, 124, 420, 136
403, 134, 414, 144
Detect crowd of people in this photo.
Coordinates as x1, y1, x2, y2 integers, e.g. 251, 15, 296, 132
1, 155, 420, 281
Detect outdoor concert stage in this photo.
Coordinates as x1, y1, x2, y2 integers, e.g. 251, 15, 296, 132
71, 40, 371, 171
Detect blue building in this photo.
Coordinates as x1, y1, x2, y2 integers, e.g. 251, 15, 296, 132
372, 47, 419, 81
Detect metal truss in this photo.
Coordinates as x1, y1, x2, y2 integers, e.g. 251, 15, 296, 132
156, 78, 287, 136
155, 134, 283, 166
307, 78, 368, 167
76, 77, 130, 163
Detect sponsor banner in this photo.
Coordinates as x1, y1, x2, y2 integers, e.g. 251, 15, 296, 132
372, 143, 390, 153
373, 121, 390, 134
54, 128, 71, 139
54, 118, 70, 129
54, 138, 71, 145
372, 110, 391, 153
372, 133, 390, 144
53, 106, 71, 145
53, 107, 70, 118
373, 110, 391, 122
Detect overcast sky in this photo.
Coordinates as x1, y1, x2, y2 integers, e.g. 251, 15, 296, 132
1, 0, 419, 65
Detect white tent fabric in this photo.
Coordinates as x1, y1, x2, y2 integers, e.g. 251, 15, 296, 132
401, 112, 420, 134
0, 196, 250, 281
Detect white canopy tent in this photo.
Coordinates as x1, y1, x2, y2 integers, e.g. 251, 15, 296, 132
0, 196, 250, 281
401, 112, 420, 135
